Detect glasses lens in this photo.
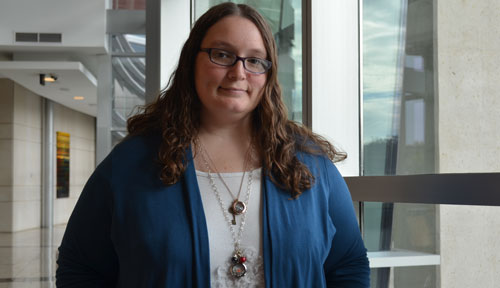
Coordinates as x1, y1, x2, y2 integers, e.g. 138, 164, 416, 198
244, 58, 268, 74
210, 49, 235, 66
207, 48, 270, 74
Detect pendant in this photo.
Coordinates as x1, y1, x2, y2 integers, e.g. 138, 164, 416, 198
232, 212, 239, 225
230, 200, 247, 215
230, 252, 247, 278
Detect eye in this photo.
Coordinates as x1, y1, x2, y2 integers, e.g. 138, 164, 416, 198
246, 57, 266, 68
246, 58, 262, 65
212, 49, 232, 59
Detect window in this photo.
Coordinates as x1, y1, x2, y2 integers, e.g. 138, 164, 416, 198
111, 34, 146, 146
363, 0, 438, 286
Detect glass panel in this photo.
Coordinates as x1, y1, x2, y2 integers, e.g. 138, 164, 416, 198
112, 0, 146, 10
370, 266, 438, 288
112, 34, 146, 53
110, 31, 145, 146
111, 56, 146, 143
363, 0, 435, 177
363, 0, 438, 287
194, 0, 303, 122
365, 202, 439, 288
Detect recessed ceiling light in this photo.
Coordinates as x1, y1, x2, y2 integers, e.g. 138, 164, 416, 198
73, 96, 85, 100
39, 73, 57, 86
44, 75, 57, 82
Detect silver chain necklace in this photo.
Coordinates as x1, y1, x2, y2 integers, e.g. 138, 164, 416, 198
198, 140, 252, 225
196, 140, 253, 278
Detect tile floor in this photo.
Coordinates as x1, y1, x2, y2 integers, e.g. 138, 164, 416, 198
0, 225, 65, 288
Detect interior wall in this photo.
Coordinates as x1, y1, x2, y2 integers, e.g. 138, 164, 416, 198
11, 82, 43, 232
0, 53, 12, 61
0, 78, 96, 232
53, 102, 95, 225
0, 80, 43, 232
437, 0, 500, 287
0, 79, 15, 231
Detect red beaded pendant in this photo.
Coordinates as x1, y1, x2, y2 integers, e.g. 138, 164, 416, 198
230, 251, 247, 278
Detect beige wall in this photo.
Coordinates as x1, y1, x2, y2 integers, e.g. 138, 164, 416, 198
0, 78, 95, 232
437, 0, 500, 287
0, 79, 15, 231
0, 53, 12, 61
11, 83, 43, 231
53, 102, 95, 225
0, 80, 42, 232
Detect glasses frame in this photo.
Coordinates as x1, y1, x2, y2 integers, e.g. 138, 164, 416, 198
200, 48, 272, 74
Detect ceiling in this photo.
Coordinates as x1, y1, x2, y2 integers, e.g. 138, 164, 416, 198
0, 61, 97, 116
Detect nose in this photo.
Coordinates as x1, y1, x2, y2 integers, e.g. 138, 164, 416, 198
227, 59, 246, 80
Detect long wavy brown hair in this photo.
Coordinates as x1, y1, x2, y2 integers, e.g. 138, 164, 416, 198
127, 2, 346, 198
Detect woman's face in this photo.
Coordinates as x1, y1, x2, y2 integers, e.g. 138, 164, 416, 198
195, 16, 268, 123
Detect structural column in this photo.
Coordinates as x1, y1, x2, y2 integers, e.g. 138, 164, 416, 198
310, 0, 360, 176
41, 98, 54, 228
41, 98, 54, 282
96, 55, 112, 165
146, 0, 191, 104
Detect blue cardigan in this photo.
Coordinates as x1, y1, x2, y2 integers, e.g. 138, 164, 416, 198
56, 135, 369, 287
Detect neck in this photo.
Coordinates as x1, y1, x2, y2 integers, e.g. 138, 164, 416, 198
195, 117, 260, 173
199, 109, 254, 140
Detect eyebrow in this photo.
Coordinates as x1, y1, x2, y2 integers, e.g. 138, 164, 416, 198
209, 40, 267, 58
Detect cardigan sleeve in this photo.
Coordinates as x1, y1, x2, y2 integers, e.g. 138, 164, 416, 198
322, 158, 370, 287
56, 160, 119, 287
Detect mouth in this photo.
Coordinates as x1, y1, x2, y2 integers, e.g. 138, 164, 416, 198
219, 86, 247, 93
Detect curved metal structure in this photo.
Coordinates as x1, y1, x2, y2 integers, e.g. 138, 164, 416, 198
111, 34, 146, 133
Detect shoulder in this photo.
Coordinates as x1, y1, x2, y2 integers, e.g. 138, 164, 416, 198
95, 134, 162, 178
296, 150, 341, 179
296, 150, 349, 203
109, 134, 161, 163
112, 133, 161, 157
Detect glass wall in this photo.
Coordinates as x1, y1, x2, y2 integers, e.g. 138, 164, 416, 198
363, 0, 436, 177
194, 0, 303, 122
111, 34, 146, 146
363, 0, 437, 287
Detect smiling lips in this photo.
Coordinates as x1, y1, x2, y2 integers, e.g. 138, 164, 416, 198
219, 86, 247, 93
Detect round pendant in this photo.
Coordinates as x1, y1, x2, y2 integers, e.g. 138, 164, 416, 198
231, 200, 247, 215
230, 262, 247, 278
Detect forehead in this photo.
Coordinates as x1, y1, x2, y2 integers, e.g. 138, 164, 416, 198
201, 16, 267, 57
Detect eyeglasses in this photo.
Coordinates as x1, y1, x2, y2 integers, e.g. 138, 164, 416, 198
200, 48, 272, 74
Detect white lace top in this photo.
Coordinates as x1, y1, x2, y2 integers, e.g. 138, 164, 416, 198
196, 168, 265, 287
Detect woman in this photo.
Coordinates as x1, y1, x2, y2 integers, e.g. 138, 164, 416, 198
56, 2, 369, 287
